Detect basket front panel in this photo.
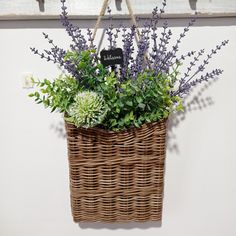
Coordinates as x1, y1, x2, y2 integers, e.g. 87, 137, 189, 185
65, 120, 167, 222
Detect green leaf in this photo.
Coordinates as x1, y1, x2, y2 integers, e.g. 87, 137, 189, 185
126, 101, 133, 106
110, 119, 117, 126
78, 61, 86, 69
124, 114, 131, 123
117, 100, 124, 108
34, 92, 40, 97
28, 93, 34, 97
51, 106, 57, 113
176, 103, 184, 111
115, 107, 120, 113
134, 120, 141, 128
163, 111, 169, 118
118, 120, 124, 126
136, 96, 143, 103
138, 103, 145, 109
129, 111, 134, 120
44, 79, 51, 85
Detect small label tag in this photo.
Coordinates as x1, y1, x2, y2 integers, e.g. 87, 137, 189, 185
100, 48, 124, 67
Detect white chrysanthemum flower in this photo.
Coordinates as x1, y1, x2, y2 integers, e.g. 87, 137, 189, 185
68, 91, 108, 128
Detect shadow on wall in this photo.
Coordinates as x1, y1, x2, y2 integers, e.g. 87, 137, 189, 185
36, 0, 45, 12
167, 80, 216, 154
51, 79, 218, 157
50, 120, 66, 139
78, 221, 162, 229
189, 0, 198, 10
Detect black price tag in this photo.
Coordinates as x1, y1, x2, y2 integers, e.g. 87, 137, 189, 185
100, 48, 124, 67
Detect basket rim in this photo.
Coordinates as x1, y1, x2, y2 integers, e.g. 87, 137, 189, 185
64, 117, 168, 135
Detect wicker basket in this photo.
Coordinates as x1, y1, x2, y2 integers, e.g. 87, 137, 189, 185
65, 119, 167, 223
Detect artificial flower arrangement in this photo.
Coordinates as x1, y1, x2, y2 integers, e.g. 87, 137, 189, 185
29, 0, 228, 131
29, 0, 228, 223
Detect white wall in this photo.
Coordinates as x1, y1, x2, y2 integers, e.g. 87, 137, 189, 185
0, 17, 236, 236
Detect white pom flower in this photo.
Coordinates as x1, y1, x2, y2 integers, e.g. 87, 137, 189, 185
68, 91, 108, 128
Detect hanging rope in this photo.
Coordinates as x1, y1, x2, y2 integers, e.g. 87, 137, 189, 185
91, 0, 150, 67
91, 0, 109, 42
91, 0, 141, 44
125, 0, 141, 39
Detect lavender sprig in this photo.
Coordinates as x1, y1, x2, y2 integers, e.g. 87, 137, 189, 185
31, 32, 81, 79
178, 49, 205, 86
105, 7, 114, 49
154, 27, 173, 74
60, 0, 88, 51
30, 33, 66, 65
168, 17, 196, 65
177, 68, 223, 97
190, 69, 223, 86
122, 25, 136, 79
113, 28, 121, 48
171, 51, 196, 67
149, 1, 167, 68
134, 29, 150, 77
183, 40, 228, 85
42, 32, 67, 65
30, 47, 54, 62
174, 40, 229, 96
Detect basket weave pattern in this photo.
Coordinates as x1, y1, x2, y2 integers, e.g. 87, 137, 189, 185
65, 119, 167, 223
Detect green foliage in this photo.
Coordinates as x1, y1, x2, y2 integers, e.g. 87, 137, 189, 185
64, 49, 108, 90
29, 75, 80, 113
29, 50, 183, 131
96, 70, 183, 131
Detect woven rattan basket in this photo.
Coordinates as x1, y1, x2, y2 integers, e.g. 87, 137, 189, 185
65, 119, 167, 223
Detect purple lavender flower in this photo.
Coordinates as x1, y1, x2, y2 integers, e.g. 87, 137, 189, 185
174, 40, 229, 96
60, 0, 88, 51
30, 0, 228, 101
